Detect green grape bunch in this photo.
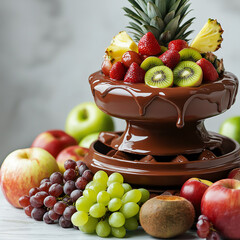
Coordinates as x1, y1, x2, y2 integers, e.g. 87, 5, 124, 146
71, 171, 150, 238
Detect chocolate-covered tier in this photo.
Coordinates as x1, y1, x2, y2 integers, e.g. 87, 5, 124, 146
89, 71, 238, 156
86, 70, 240, 188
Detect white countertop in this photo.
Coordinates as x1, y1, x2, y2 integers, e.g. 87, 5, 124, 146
0, 190, 200, 240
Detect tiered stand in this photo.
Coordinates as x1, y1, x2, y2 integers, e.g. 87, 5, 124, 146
85, 70, 240, 190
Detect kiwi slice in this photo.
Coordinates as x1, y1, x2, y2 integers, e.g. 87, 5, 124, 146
145, 66, 173, 88
179, 48, 202, 62
141, 57, 164, 72
173, 61, 203, 87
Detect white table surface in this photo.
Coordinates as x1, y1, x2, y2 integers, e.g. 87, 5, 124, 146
0, 190, 200, 240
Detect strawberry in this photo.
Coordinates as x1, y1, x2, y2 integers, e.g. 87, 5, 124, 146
196, 58, 219, 83
101, 56, 113, 76
159, 50, 180, 69
168, 39, 188, 52
109, 62, 126, 80
124, 62, 145, 83
121, 51, 142, 68
138, 32, 161, 56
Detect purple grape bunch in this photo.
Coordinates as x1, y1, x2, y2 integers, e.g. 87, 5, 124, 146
19, 160, 93, 228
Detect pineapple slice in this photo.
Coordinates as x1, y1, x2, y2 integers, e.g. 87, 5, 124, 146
190, 19, 224, 53
106, 31, 138, 64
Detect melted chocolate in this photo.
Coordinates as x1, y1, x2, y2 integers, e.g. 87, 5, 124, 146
90, 71, 238, 156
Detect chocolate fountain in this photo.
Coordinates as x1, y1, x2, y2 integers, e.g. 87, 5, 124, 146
85, 71, 240, 190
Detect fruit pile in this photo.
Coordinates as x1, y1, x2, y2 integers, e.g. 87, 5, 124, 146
19, 160, 93, 228
101, 19, 224, 88
71, 171, 149, 238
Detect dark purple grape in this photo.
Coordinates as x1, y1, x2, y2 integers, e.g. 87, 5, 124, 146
31, 207, 46, 221
82, 170, 93, 181
63, 205, 76, 221
59, 216, 73, 228
76, 161, 84, 168
63, 180, 76, 195
63, 168, 76, 181
70, 189, 83, 202
207, 231, 221, 240
48, 209, 60, 221
24, 205, 34, 217
39, 182, 52, 193
29, 187, 39, 197
40, 178, 50, 185
64, 159, 77, 170
30, 191, 48, 208
43, 212, 54, 224
19, 195, 30, 208
53, 201, 67, 215
49, 183, 63, 197
50, 172, 63, 184
78, 163, 87, 176
44, 196, 57, 208
75, 177, 88, 190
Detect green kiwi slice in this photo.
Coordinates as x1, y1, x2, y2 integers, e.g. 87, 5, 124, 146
173, 61, 203, 87
145, 66, 173, 88
141, 57, 164, 72
179, 48, 202, 62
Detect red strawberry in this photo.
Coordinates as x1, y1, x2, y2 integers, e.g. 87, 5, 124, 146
101, 57, 113, 76
121, 51, 142, 68
109, 62, 126, 80
124, 62, 145, 83
138, 32, 161, 56
159, 50, 180, 69
197, 58, 219, 83
168, 40, 188, 52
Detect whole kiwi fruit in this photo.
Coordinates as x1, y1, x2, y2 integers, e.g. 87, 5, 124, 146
140, 195, 195, 239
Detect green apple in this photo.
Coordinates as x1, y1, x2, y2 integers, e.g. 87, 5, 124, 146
219, 116, 240, 144
65, 102, 114, 142
79, 132, 100, 148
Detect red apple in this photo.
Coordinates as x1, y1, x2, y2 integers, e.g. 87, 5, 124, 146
0, 148, 59, 208
180, 178, 212, 217
201, 179, 240, 240
31, 130, 78, 158
228, 168, 240, 180
56, 145, 89, 173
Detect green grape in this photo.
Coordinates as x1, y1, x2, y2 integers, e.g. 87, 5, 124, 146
135, 211, 139, 221
76, 196, 92, 212
107, 182, 124, 198
122, 183, 132, 193
83, 189, 97, 203
96, 220, 111, 238
85, 181, 94, 189
71, 211, 88, 227
107, 172, 124, 186
121, 189, 142, 204
124, 217, 139, 231
111, 226, 126, 238
93, 170, 108, 185
108, 198, 122, 212
138, 188, 150, 203
109, 212, 125, 228
89, 181, 106, 193
120, 202, 139, 218
79, 216, 98, 233
89, 203, 106, 218
97, 191, 110, 206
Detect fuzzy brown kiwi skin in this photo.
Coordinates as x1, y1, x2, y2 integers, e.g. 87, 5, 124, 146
140, 195, 195, 239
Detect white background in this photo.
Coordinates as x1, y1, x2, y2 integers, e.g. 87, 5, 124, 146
0, 0, 239, 164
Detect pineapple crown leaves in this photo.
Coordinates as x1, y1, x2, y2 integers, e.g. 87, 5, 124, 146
123, 0, 195, 46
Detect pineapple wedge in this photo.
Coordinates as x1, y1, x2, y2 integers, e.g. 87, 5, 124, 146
106, 31, 138, 64
191, 19, 224, 53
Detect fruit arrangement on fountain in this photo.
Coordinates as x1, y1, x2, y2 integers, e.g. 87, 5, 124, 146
86, 2, 240, 191
1, 1, 240, 240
